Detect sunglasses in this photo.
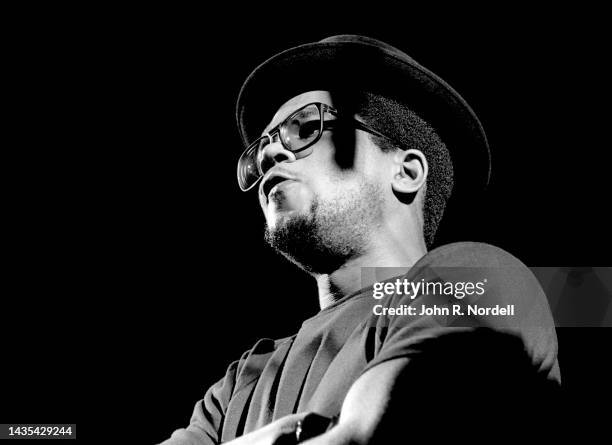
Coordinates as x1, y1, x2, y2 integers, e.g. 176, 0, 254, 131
237, 102, 398, 191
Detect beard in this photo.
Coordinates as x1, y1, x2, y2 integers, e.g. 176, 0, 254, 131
264, 180, 384, 275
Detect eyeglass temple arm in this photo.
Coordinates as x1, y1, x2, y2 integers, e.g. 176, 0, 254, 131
346, 119, 404, 150
322, 104, 403, 149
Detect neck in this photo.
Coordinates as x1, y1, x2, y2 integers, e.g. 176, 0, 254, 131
314, 225, 427, 310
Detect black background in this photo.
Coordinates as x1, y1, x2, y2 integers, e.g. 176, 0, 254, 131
2, 5, 610, 442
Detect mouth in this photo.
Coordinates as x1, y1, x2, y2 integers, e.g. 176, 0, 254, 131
261, 173, 296, 201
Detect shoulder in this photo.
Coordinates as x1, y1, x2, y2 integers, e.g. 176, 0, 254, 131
420, 241, 528, 268
416, 241, 539, 287
410, 241, 549, 314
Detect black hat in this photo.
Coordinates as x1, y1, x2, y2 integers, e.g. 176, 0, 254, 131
236, 35, 491, 200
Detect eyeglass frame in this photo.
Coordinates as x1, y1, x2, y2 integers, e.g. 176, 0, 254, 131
237, 101, 403, 191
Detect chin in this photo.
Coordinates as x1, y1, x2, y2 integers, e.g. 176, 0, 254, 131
266, 193, 311, 221
265, 207, 305, 231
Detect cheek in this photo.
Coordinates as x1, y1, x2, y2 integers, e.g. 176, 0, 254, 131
288, 181, 315, 209
310, 173, 364, 204
326, 135, 386, 182
304, 165, 345, 199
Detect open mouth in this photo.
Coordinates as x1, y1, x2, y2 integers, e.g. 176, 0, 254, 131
262, 175, 294, 200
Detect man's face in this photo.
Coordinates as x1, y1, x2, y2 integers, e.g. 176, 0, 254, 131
258, 90, 393, 273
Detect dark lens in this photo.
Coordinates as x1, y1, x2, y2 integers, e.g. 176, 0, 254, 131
281, 104, 321, 151
298, 120, 321, 140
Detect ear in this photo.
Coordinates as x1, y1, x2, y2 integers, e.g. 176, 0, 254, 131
391, 149, 428, 195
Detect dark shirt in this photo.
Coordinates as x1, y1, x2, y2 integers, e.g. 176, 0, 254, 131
161, 242, 560, 444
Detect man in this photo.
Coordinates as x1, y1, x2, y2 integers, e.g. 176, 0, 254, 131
161, 35, 560, 444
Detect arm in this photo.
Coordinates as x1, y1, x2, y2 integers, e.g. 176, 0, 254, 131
304, 338, 558, 444
302, 328, 560, 444
224, 412, 320, 445
219, 358, 411, 445
301, 357, 409, 445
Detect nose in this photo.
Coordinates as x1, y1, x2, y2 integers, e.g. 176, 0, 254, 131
259, 137, 297, 175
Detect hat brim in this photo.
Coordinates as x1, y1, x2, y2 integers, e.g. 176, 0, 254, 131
236, 40, 491, 200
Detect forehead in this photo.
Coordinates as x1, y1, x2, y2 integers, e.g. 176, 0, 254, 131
263, 90, 333, 134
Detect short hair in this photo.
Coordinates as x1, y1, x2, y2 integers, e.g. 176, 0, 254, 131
354, 92, 454, 248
